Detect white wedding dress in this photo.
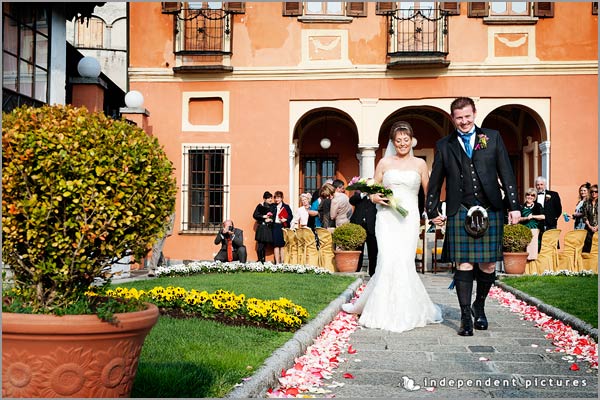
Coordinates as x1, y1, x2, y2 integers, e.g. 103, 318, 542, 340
343, 169, 443, 332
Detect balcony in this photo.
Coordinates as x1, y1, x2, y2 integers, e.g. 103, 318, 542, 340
386, 8, 450, 69
173, 8, 233, 73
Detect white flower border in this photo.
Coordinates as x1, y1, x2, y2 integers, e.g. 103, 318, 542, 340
155, 261, 333, 277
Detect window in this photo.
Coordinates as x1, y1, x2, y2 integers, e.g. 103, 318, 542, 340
305, 2, 344, 16
490, 2, 528, 16
302, 157, 336, 194
181, 145, 230, 232
2, 3, 49, 109
75, 16, 104, 48
283, 2, 367, 18
176, 2, 231, 54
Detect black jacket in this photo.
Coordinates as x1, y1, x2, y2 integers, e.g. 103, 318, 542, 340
349, 191, 377, 235
427, 127, 520, 218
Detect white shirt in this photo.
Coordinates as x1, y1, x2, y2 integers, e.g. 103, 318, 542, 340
537, 192, 546, 207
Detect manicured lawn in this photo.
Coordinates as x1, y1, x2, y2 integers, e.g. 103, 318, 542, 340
500, 275, 598, 328
112, 273, 356, 398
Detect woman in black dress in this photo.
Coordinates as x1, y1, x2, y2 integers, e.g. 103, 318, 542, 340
253, 191, 274, 263
271, 191, 293, 264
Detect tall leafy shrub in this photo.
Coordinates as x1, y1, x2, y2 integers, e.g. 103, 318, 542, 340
2, 105, 177, 312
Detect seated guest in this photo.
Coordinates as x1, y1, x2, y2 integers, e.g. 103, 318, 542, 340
519, 187, 545, 259
214, 220, 247, 263
291, 193, 314, 230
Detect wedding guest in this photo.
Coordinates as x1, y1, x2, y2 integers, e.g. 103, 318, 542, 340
214, 220, 247, 263
350, 189, 378, 275
148, 212, 175, 277
572, 183, 591, 230
291, 193, 313, 230
519, 188, 545, 259
318, 183, 336, 229
271, 191, 293, 264
252, 191, 274, 263
535, 176, 563, 231
582, 184, 599, 253
330, 179, 352, 227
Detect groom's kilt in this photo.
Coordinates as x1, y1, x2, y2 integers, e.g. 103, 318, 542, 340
444, 205, 504, 264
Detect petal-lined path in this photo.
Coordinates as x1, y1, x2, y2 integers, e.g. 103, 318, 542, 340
269, 273, 597, 398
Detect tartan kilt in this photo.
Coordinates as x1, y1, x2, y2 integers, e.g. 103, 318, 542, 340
444, 205, 504, 264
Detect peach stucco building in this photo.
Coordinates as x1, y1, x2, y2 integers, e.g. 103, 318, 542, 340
127, 2, 598, 263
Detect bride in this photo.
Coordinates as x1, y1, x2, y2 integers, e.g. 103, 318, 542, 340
342, 121, 443, 332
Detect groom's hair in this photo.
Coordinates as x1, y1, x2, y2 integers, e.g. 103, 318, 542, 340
450, 97, 476, 115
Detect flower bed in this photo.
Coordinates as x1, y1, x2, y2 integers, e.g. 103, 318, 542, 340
106, 286, 309, 331
155, 261, 333, 277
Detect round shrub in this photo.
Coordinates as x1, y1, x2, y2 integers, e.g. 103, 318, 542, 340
502, 224, 533, 253
2, 105, 177, 313
332, 223, 367, 251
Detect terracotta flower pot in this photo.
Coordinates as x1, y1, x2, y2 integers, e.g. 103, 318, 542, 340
503, 252, 529, 275
2, 303, 159, 398
333, 250, 362, 273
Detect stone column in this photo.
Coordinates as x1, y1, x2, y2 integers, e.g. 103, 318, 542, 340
289, 143, 297, 202
357, 145, 379, 178
539, 140, 551, 187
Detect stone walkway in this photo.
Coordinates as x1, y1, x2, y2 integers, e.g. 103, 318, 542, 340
326, 272, 598, 398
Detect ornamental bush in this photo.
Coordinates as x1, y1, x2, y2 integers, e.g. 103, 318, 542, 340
502, 224, 533, 253
332, 222, 367, 251
2, 104, 177, 313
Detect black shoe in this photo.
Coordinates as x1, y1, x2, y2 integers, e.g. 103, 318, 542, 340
471, 301, 488, 330
458, 305, 474, 336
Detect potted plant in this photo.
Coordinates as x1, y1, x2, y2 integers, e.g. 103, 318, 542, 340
502, 224, 533, 275
2, 104, 177, 397
332, 222, 367, 272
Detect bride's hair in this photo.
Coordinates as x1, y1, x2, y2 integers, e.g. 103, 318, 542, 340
389, 121, 414, 141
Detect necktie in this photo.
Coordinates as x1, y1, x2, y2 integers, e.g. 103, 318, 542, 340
226, 236, 233, 262
459, 132, 474, 158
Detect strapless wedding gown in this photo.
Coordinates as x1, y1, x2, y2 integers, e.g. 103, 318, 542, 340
344, 169, 443, 332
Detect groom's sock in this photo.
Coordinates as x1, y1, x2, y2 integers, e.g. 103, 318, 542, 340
472, 269, 495, 330
454, 269, 474, 336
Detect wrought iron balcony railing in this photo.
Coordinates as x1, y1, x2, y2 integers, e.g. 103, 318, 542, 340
175, 8, 231, 55
386, 8, 449, 68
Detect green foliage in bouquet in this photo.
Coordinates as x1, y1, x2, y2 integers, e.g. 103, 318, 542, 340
332, 223, 367, 251
502, 224, 533, 253
2, 104, 177, 314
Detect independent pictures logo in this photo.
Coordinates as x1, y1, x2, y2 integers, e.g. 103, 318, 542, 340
399, 376, 589, 392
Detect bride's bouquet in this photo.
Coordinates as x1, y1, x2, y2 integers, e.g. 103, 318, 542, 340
347, 176, 408, 217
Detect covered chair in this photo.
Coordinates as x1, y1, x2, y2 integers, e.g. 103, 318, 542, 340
282, 228, 299, 265
557, 230, 587, 272
315, 227, 335, 272
525, 229, 561, 274
415, 225, 425, 274
296, 227, 320, 267
581, 232, 598, 273
431, 226, 453, 273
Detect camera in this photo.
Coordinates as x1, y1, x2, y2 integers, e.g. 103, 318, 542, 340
228, 225, 234, 232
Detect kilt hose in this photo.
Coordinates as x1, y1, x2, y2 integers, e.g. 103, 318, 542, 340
445, 205, 504, 264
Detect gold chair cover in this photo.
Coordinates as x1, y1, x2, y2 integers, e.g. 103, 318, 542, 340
296, 227, 320, 267
525, 229, 561, 274
557, 230, 587, 272
283, 228, 299, 265
581, 232, 598, 273
315, 227, 336, 272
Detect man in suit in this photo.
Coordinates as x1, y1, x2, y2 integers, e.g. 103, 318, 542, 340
148, 212, 175, 277
214, 219, 247, 263
535, 176, 563, 231
350, 190, 378, 276
428, 97, 521, 337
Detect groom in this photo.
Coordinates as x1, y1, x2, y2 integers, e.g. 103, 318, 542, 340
427, 97, 521, 336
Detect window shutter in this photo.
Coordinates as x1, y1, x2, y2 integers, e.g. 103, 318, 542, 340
441, 2, 460, 15
161, 2, 181, 14
533, 2, 554, 17
282, 2, 302, 16
593, 2, 598, 15
468, 2, 488, 17
376, 2, 395, 15
346, 2, 367, 17
224, 2, 245, 13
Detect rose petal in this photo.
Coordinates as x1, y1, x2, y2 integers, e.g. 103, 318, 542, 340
343, 373, 354, 379
570, 363, 580, 371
